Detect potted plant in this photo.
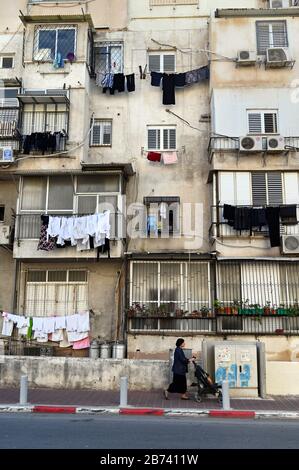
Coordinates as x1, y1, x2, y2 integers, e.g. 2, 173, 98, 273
232, 300, 240, 315
271, 304, 277, 315
252, 303, 263, 316
200, 306, 210, 318
277, 303, 287, 316
213, 299, 225, 315
263, 301, 271, 316
224, 305, 232, 315
239, 299, 250, 315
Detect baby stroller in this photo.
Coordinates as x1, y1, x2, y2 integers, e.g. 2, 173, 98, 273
191, 362, 222, 403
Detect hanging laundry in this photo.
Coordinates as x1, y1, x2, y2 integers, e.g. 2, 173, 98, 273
59, 329, 72, 348
66, 314, 79, 332
101, 73, 115, 95
43, 317, 56, 334
112, 73, 125, 93
1, 313, 14, 337
32, 317, 44, 333
50, 330, 64, 342
266, 207, 281, 248
223, 204, 236, 227
67, 331, 89, 342
162, 74, 176, 105
160, 202, 168, 220
126, 73, 135, 92
162, 151, 178, 165
38, 215, 56, 251
22, 132, 65, 155
147, 215, 158, 236
233, 207, 252, 231
54, 316, 66, 330
185, 65, 209, 85
251, 208, 267, 229
27, 317, 33, 340
77, 311, 90, 333
175, 73, 186, 87
151, 71, 163, 87
72, 337, 90, 350
147, 151, 161, 162
280, 205, 298, 225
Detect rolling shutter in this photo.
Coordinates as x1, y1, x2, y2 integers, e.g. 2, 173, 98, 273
163, 54, 175, 72
252, 172, 267, 206
267, 172, 283, 205
248, 113, 262, 134
148, 55, 161, 72
256, 22, 271, 55
148, 128, 160, 150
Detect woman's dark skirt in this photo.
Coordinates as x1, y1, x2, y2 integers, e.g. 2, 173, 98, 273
167, 374, 187, 394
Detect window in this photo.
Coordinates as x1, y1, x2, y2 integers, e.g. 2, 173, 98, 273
22, 103, 68, 135
0, 109, 18, 137
252, 172, 283, 206
90, 120, 112, 146
148, 53, 175, 73
144, 196, 180, 237
0, 88, 19, 107
147, 126, 176, 151
130, 261, 211, 313
248, 110, 278, 134
94, 42, 123, 74
33, 25, 76, 62
25, 269, 88, 317
0, 56, 14, 69
0, 205, 4, 222
256, 21, 288, 55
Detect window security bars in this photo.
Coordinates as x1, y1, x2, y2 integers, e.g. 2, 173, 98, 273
90, 120, 112, 146
33, 25, 76, 63
94, 42, 123, 75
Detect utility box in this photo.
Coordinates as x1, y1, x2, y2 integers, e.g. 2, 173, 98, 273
203, 340, 263, 398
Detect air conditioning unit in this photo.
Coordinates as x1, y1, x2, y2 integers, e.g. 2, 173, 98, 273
269, 0, 291, 8
267, 135, 285, 152
0, 147, 14, 163
266, 47, 292, 67
237, 50, 257, 66
0, 225, 10, 245
281, 235, 299, 254
239, 136, 263, 152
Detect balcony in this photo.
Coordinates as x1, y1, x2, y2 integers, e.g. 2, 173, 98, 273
209, 204, 299, 239
14, 212, 124, 259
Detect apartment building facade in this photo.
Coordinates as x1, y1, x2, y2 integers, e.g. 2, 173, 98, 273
1, 0, 299, 368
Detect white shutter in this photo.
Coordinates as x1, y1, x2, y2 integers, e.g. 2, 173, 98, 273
91, 122, 101, 145
148, 55, 161, 72
236, 173, 251, 205
163, 54, 175, 72
284, 173, 299, 204
169, 128, 176, 149
241, 262, 281, 306
103, 122, 112, 145
248, 113, 262, 134
272, 22, 288, 48
148, 128, 160, 150
219, 172, 235, 205
252, 172, 267, 206
267, 172, 283, 205
256, 22, 270, 55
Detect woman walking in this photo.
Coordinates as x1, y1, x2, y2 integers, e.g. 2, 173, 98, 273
164, 338, 193, 400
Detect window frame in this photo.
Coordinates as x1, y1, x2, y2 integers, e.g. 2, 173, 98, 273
147, 125, 177, 151
148, 52, 176, 73
247, 109, 278, 135
256, 20, 288, 56
144, 197, 180, 237
90, 119, 112, 147
21, 102, 69, 135
33, 25, 77, 63
94, 42, 123, 75
0, 56, 14, 69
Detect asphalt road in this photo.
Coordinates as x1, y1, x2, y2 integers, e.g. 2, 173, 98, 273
0, 413, 299, 449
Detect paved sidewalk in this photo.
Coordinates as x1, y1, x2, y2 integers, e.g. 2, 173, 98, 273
0, 387, 299, 412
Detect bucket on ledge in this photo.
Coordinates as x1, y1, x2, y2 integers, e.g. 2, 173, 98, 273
112, 342, 126, 359
89, 339, 99, 359
100, 342, 112, 359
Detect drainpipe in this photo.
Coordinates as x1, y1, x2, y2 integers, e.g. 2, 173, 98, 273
11, 259, 19, 313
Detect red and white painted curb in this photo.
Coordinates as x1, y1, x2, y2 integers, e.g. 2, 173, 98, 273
1, 404, 299, 419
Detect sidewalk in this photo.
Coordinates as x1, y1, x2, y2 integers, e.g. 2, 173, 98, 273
0, 387, 299, 418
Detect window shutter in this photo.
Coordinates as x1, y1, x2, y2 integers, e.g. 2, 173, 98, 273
248, 113, 262, 134
92, 123, 101, 145
272, 22, 288, 48
264, 113, 277, 134
256, 22, 270, 54
284, 173, 299, 204
267, 172, 283, 205
103, 122, 112, 145
163, 54, 175, 72
252, 172, 267, 206
148, 129, 160, 150
148, 55, 161, 72
169, 129, 176, 149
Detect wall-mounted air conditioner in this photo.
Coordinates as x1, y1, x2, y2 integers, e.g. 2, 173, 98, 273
0, 147, 14, 163
266, 136, 285, 152
266, 47, 292, 67
237, 51, 257, 66
281, 235, 299, 254
269, 0, 291, 8
0, 225, 10, 245
239, 136, 263, 152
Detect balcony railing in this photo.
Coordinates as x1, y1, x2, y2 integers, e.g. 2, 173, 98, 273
15, 213, 123, 241
209, 205, 299, 239
128, 314, 299, 335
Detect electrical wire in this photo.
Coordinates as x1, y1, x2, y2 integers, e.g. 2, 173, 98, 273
151, 39, 236, 62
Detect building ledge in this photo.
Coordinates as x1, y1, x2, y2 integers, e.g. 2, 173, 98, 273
81, 162, 136, 178
19, 13, 95, 30
215, 8, 299, 18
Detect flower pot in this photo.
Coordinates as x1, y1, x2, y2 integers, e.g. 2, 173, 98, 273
255, 308, 263, 316
232, 307, 239, 315
239, 308, 247, 315
277, 308, 287, 316
263, 308, 271, 316
224, 307, 232, 315
271, 309, 277, 315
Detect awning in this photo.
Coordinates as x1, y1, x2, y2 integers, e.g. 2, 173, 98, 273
17, 94, 69, 105
81, 162, 136, 178
19, 14, 95, 30
144, 196, 180, 204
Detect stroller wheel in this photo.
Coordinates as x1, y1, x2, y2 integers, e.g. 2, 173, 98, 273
217, 392, 223, 404
195, 392, 202, 403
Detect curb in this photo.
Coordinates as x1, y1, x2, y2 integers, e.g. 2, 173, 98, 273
1, 404, 299, 420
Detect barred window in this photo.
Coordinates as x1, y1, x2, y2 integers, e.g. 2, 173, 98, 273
147, 126, 176, 151
256, 21, 288, 55
33, 25, 76, 62
22, 103, 68, 135
0, 56, 14, 68
248, 109, 278, 134
90, 119, 112, 146
148, 53, 176, 73
94, 42, 123, 74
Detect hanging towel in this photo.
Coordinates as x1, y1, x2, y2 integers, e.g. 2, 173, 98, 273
54, 316, 66, 330
77, 311, 90, 333
1, 317, 14, 336
147, 151, 161, 162
280, 205, 298, 225
16, 315, 29, 329
43, 317, 56, 334
175, 73, 186, 87
162, 151, 178, 165
66, 314, 79, 332
266, 207, 281, 248
160, 202, 168, 220
126, 73, 135, 92
233, 207, 252, 231
112, 73, 125, 93
151, 71, 163, 87
162, 74, 176, 105
67, 331, 89, 342
72, 337, 90, 350
50, 330, 64, 342
32, 317, 44, 332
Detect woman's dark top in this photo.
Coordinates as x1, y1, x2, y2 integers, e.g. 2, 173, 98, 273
172, 347, 189, 376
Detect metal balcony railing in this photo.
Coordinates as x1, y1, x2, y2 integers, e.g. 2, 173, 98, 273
15, 213, 123, 241
209, 204, 299, 239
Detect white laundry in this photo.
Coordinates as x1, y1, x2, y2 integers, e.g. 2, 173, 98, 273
6, 313, 21, 324
66, 314, 79, 332
160, 202, 168, 219
47, 216, 61, 240
43, 317, 56, 334
76, 311, 90, 333
95, 211, 110, 244
1, 318, 14, 336
18, 325, 29, 336
33, 330, 48, 340
54, 316, 66, 330
67, 331, 89, 342
93, 238, 105, 248
73, 216, 88, 241
59, 329, 72, 348
32, 317, 44, 332
36, 335, 49, 343
16, 316, 29, 329
76, 238, 90, 252
86, 214, 98, 237
50, 329, 64, 342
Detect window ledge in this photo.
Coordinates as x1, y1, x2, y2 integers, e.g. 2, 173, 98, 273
37, 63, 71, 75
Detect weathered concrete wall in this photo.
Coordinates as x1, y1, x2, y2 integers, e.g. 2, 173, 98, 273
266, 361, 299, 396
0, 356, 169, 391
